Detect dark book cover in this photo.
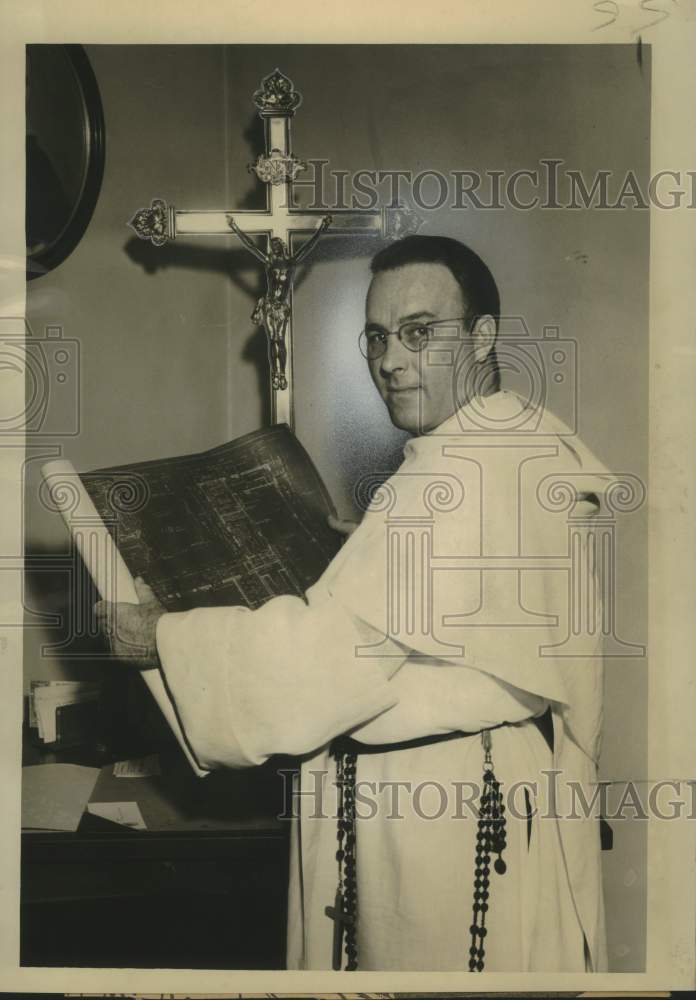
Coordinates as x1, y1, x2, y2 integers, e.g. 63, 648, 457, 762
80, 424, 341, 613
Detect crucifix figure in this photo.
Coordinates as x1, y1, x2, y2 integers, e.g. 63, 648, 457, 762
226, 213, 333, 391
129, 68, 422, 428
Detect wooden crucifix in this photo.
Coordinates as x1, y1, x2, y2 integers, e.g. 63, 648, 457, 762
128, 68, 422, 429
325, 888, 354, 971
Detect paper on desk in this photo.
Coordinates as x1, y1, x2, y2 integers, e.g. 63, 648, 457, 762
87, 800, 147, 830
33, 683, 100, 743
22, 764, 100, 832
30, 679, 100, 731
113, 754, 161, 779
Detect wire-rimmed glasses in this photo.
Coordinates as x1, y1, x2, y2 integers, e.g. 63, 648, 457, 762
358, 316, 469, 361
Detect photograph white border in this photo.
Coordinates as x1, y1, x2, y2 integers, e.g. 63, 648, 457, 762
1, 0, 694, 992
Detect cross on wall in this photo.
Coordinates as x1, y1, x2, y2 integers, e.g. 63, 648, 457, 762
129, 68, 423, 429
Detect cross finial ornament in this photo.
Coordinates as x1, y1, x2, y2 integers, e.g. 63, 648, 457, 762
253, 68, 302, 114
129, 70, 423, 428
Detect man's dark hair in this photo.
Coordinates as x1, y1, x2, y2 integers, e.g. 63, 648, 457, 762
370, 234, 500, 328
370, 234, 501, 390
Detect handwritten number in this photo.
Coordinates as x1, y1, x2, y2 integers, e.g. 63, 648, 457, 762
593, 0, 676, 34
633, 0, 676, 35
592, 0, 620, 30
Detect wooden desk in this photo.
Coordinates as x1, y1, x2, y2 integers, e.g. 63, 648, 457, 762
21, 746, 292, 969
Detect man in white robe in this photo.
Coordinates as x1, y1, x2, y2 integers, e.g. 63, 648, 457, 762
98, 235, 612, 972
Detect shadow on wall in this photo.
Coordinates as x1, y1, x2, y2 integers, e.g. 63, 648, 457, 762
23, 543, 114, 686
22, 540, 182, 759
124, 222, 394, 435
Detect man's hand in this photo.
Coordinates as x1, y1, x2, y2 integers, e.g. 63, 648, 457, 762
94, 577, 166, 669
328, 514, 359, 542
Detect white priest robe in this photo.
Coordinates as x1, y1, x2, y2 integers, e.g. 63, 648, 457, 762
155, 390, 613, 972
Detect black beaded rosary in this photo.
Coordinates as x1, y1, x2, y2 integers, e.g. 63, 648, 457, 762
328, 727, 507, 972
468, 727, 507, 972
326, 747, 358, 970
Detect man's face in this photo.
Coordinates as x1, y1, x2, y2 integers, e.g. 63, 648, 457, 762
365, 262, 473, 434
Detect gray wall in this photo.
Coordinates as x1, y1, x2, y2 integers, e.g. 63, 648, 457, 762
24, 44, 648, 971
25, 45, 236, 683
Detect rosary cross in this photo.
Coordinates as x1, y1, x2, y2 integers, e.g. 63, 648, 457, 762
325, 888, 354, 971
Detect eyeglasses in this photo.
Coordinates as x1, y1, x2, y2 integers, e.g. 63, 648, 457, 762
358, 317, 469, 360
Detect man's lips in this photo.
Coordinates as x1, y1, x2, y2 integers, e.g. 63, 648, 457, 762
385, 385, 421, 394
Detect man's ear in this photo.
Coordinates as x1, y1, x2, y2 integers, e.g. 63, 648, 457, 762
472, 315, 497, 363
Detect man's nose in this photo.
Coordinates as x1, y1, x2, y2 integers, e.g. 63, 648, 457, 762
379, 334, 411, 375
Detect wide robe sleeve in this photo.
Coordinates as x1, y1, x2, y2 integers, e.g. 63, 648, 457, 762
155, 585, 403, 771
347, 659, 547, 744
155, 584, 547, 769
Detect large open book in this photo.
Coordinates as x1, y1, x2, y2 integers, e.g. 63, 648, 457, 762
41, 424, 341, 774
